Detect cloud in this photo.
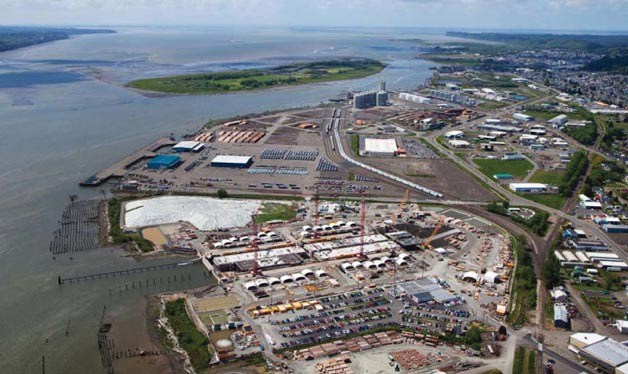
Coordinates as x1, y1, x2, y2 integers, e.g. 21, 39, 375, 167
2, 0, 625, 8
0, 0, 626, 29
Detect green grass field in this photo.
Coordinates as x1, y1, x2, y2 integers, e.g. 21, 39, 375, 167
128, 58, 385, 94
529, 170, 563, 185
523, 107, 593, 122
525, 170, 567, 208
522, 193, 565, 209
351, 134, 359, 156
473, 158, 533, 179
478, 100, 509, 110
255, 202, 297, 224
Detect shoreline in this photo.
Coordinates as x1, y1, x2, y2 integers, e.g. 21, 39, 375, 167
125, 59, 387, 97
125, 71, 385, 98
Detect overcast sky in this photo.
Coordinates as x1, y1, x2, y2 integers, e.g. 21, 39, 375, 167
1, 0, 627, 32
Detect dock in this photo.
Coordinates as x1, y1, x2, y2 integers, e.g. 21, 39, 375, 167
58, 258, 200, 284
80, 137, 176, 186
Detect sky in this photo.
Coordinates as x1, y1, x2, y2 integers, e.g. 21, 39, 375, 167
1, 0, 628, 32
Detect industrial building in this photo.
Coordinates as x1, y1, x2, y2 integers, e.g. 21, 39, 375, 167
493, 173, 513, 180
604, 224, 628, 234
478, 124, 523, 133
550, 287, 568, 302
399, 92, 432, 104
147, 154, 182, 170
501, 153, 525, 160
429, 89, 476, 106
570, 239, 608, 251
508, 183, 548, 193
513, 113, 535, 122
617, 320, 628, 334
353, 84, 388, 109
579, 194, 603, 209
549, 114, 568, 127
554, 304, 569, 328
448, 140, 470, 148
569, 333, 606, 351
376, 91, 388, 106
211, 155, 253, 168
594, 216, 622, 225
395, 278, 456, 304
210, 246, 307, 272
359, 137, 398, 157
578, 337, 628, 373
172, 141, 205, 153
444, 130, 464, 139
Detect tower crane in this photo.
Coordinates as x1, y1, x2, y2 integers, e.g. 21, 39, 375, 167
359, 193, 366, 258
312, 189, 320, 240
396, 189, 410, 219
423, 216, 444, 250
248, 209, 262, 275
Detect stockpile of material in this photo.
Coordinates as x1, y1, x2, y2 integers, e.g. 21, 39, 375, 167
217, 130, 265, 143
389, 349, 446, 371
296, 331, 402, 360
194, 132, 214, 142
315, 355, 353, 374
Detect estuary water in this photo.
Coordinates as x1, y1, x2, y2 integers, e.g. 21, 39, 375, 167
0, 26, 436, 373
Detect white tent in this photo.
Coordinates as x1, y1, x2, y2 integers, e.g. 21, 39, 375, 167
484, 271, 502, 284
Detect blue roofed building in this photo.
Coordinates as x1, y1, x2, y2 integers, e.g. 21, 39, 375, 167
147, 154, 182, 170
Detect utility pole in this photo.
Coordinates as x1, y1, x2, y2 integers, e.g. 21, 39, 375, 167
393, 261, 398, 297
249, 210, 261, 276
359, 192, 366, 259
313, 189, 320, 240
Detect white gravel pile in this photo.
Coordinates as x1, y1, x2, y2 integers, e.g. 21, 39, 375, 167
124, 196, 262, 230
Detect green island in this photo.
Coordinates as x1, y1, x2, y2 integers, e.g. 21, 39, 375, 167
127, 58, 386, 94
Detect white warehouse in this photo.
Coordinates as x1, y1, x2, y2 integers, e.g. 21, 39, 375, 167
509, 183, 548, 193
399, 92, 432, 104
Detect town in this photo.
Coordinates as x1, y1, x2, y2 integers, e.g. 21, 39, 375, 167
62, 39, 628, 374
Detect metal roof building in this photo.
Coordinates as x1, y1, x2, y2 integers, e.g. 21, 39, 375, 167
211, 155, 253, 168
569, 333, 606, 351
360, 137, 398, 157
449, 139, 470, 148
493, 173, 513, 180
508, 183, 548, 193
173, 141, 205, 152
147, 154, 182, 170
396, 278, 455, 304
554, 304, 569, 328
580, 338, 628, 373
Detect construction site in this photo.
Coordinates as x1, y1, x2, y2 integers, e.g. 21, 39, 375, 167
113, 185, 516, 372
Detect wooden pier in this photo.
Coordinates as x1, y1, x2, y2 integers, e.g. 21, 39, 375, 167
58, 258, 200, 285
